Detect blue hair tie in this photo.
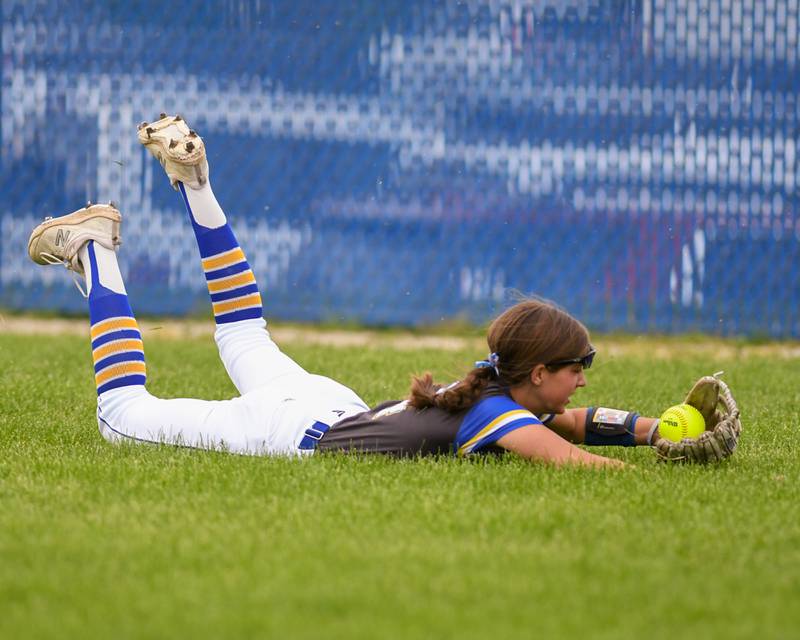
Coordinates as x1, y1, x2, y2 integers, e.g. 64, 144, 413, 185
474, 352, 500, 376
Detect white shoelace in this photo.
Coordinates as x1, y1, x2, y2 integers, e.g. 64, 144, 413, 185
39, 252, 89, 298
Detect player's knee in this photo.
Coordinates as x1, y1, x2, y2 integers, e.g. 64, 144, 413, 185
95, 386, 152, 444
96, 410, 123, 444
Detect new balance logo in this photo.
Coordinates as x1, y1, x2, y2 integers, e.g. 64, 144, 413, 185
55, 229, 71, 247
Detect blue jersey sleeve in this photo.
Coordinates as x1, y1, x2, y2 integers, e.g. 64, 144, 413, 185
455, 395, 543, 455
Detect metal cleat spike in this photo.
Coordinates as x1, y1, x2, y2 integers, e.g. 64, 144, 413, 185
169, 139, 178, 149
175, 114, 183, 121
137, 121, 148, 130
86, 200, 92, 208
189, 130, 197, 137
146, 126, 154, 138
160, 112, 168, 119
109, 200, 116, 208
185, 141, 195, 152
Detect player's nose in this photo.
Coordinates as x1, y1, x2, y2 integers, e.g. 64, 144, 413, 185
576, 371, 587, 387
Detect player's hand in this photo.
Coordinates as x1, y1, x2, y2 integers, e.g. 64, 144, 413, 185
653, 375, 742, 464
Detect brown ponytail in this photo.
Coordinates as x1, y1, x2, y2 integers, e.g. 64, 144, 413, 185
407, 298, 591, 413
408, 367, 495, 412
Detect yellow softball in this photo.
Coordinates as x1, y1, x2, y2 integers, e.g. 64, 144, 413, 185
658, 403, 706, 442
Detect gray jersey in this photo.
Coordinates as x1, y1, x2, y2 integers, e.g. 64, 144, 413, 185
317, 382, 543, 457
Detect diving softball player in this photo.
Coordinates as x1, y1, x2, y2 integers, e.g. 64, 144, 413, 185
27, 115, 676, 468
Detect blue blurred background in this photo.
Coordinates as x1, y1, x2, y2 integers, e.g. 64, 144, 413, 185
2, 0, 798, 336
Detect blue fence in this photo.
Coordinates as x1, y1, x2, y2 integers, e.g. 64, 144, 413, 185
2, 1, 799, 336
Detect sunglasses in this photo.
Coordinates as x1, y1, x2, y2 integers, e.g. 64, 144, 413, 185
545, 347, 596, 370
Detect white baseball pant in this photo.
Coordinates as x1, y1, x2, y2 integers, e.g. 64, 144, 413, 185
95, 317, 369, 455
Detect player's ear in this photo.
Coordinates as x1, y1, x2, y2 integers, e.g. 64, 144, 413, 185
530, 364, 547, 386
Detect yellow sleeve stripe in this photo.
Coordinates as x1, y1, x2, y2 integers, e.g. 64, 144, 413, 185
92, 339, 144, 361
90, 317, 139, 340
206, 270, 256, 293
95, 361, 147, 386
202, 247, 246, 272
212, 292, 263, 316
458, 409, 535, 456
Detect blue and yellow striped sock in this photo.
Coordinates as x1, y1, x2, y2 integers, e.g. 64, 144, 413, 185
178, 184, 263, 324
84, 242, 147, 395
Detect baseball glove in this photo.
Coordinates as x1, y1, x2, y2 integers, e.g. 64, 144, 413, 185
653, 374, 741, 463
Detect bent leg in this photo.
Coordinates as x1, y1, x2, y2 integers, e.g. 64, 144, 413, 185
213, 318, 305, 394
144, 116, 367, 409
28, 204, 345, 456
96, 386, 283, 454
80, 239, 295, 454
178, 179, 315, 394
80, 241, 147, 395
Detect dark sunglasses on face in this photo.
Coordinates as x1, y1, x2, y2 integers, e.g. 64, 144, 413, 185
546, 347, 596, 370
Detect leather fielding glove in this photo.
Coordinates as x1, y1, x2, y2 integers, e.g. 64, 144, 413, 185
654, 374, 742, 464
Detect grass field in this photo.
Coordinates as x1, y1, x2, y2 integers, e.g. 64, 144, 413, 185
1, 325, 798, 639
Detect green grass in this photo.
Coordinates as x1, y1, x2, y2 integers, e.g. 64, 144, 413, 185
1, 331, 798, 639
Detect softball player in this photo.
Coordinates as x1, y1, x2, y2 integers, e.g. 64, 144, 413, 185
27, 115, 670, 468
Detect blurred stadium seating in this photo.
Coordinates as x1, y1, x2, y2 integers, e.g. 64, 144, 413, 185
2, 0, 798, 336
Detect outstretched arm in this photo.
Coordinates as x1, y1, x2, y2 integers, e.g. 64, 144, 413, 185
543, 408, 659, 446
496, 425, 626, 468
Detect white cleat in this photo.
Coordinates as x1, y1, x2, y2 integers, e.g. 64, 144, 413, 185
137, 113, 208, 190
28, 203, 122, 276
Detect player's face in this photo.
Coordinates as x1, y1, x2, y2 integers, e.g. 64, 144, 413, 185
538, 364, 586, 414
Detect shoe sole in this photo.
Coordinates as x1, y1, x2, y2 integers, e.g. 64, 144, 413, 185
28, 204, 121, 264
137, 114, 205, 167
